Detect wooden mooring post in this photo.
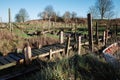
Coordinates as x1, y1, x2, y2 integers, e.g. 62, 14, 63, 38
95, 22, 98, 44
115, 24, 118, 41
103, 30, 108, 47
0, 17, 1, 22
24, 43, 32, 64
103, 31, 106, 46
87, 13, 93, 52
65, 35, 70, 57
60, 31, 64, 44
78, 36, 81, 55
49, 49, 52, 60
8, 8, 12, 31
105, 30, 108, 47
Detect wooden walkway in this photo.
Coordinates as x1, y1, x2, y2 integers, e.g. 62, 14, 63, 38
0, 43, 72, 70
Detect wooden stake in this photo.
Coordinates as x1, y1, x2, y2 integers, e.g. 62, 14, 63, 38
78, 36, 81, 55
103, 31, 106, 46
115, 24, 118, 37
0, 17, 2, 27
95, 22, 98, 44
49, 49, 52, 60
60, 31, 64, 44
105, 30, 108, 47
24, 43, 32, 64
87, 13, 93, 52
65, 35, 70, 57
8, 8, 12, 31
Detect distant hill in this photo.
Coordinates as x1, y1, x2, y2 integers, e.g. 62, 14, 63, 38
26, 18, 120, 27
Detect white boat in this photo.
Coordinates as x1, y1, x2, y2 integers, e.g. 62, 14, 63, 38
103, 42, 120, 66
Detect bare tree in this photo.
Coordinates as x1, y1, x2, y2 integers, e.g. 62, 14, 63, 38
38, 11, 48, 20
63, 11, 71, 26
52, 12, 57, 22
96, 0, 114, 19
88, 6, 99, 19
105, 11, 114, 20
15, 8, 29, 22
38, 5, 55, 28
71, 11, 77, 20
44, 5, 54, 19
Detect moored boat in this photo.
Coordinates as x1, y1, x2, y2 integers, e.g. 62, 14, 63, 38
103, 42, 120, 67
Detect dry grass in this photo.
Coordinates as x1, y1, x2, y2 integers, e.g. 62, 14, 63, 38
0, 29, 59, 56
0, 29, 15, 40
28, 36, 59, 48
0, 29, 17, 55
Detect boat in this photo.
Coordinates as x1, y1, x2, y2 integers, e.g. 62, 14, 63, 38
103, 42, 120, 67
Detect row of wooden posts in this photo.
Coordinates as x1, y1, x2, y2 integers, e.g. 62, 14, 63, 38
23, 30, 82, 63
88, 13, 110, 52
24, 13, 110, 63
5, 8, 110, 49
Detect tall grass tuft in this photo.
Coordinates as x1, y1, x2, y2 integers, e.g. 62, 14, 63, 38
18, 54, 120, 80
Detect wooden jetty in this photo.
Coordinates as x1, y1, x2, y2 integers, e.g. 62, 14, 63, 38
0, 43, 73, 70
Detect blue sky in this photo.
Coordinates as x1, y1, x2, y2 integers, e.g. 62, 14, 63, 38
0, 0, 120, 22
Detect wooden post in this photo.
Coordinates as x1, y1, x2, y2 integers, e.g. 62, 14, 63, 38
75, 20, 77, 42
95, 22, 98, 44
115, 24, 118, 37
60, 31, 64, 44
103, 31, 106, 46
48, 17, 51, 30
87, 13, 93, 52
78, 36, 81, 55
24, 43, 32, 64
105, 30, 108, 47
49, 49, 52, 60
0, 17, 2, 27
65, 35, 70, 57
8, 8, 12, 31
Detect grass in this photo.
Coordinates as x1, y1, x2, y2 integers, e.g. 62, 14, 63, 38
13, 28, 30, 38
0, 28, 59, 55
44, 33, 59, 39
16, 54, 120, 80
0, 22, 119, 79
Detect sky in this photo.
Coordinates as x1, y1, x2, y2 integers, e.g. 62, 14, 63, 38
0, 0, 120, 22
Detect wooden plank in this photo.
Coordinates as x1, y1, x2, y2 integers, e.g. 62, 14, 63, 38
5, 56, 16, 62
38, 52, 49, 58
52, 49, 64, 54
32, 48, 48, 56
56, 44, 66, 48
42, 48, 50, 52
0, 58, 10, 65
0, 62, 2, 65
0, 62, 17, 70
32, 50, 38, 56
16, 54, 25, 59
9, 54, 21, 61
46, 45, 60, 51
38, 48, 49, 53
53, 46, 61, 50
41, 47, 51, 51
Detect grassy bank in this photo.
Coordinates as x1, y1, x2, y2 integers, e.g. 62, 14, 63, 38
17, 54, 120, 80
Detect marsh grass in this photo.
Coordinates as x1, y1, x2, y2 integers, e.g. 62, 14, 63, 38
16, 54, 120, 80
